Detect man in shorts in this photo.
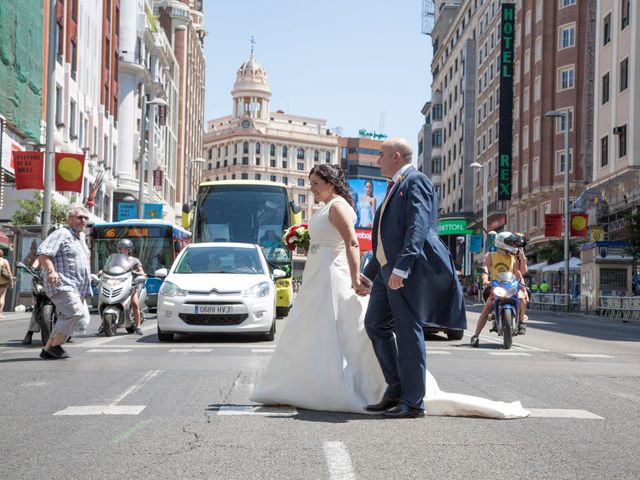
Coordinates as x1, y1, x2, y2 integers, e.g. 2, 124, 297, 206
37, 206, 91, 359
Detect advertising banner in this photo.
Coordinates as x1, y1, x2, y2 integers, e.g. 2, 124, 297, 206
355, 228, 372, 252
55, 152, 85, 192
544, 213, 563, 237
144, 203, 163, 219
469, 234, 483, 253
12, 151, 44, 189
117, 202, 137, 221
348, 178, 389, 229
570, 213, 588, 237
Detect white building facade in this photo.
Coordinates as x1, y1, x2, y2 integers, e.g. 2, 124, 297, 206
117, 0, 179, 221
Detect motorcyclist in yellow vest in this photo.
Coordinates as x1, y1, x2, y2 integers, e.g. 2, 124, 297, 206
470, 232, 527, 347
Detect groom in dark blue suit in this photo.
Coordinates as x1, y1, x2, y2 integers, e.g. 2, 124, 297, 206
359, 137, 467, 418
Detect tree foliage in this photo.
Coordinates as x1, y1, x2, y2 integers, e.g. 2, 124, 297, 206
10, 192, 69, 226
536, 239, 580, 264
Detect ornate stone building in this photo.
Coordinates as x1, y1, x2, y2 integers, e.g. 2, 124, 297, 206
202, 54, 340, 223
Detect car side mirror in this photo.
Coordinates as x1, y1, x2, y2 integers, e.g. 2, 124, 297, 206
154, 268, 168, 278
272, 268, 286, 279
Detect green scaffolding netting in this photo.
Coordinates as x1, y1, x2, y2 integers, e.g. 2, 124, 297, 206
0, 0, 43, 140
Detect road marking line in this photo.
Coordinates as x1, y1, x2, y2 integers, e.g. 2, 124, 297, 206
87, 349, 131, 353
251, 348, 275, 353
464, 332, 547, 352
528, 409, 603, 419
111, 370, 162, 406
217, 405, 297, 416
53, 405, 146, 416
79, 336, 125, 348
1, 349, 32, 354
488, 352, 532, 356
428, 351, 451, 355
168, 348, 212, 353
65, 343, 279, 349
567, 354, 614, 359
324, 441, 356, 480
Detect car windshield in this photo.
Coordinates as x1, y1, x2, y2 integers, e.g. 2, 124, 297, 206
174, 247, 264, 275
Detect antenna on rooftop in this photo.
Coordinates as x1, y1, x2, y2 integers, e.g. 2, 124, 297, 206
378, 111, 386, 133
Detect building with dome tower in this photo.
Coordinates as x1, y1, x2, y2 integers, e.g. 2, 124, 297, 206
202, 53, 340, 226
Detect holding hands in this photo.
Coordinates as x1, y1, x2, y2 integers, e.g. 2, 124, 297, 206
353, 274, 372, 296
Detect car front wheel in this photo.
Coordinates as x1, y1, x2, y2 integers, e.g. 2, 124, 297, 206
157, 324, 174, 342
263, 320, 276, 342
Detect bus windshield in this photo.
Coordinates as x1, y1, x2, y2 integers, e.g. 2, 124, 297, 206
194, 183, 291, 266
91, 225, 176, 275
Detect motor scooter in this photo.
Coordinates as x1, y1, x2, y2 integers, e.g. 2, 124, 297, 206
92, 253, 146, 336
488, 271, 521, 349
17, 262, 56, 345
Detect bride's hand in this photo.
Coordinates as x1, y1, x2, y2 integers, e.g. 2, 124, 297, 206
352, 278, 371, 296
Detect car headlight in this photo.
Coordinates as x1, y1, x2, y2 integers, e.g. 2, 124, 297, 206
243, 281, 271, 298
159, 281, 188, 297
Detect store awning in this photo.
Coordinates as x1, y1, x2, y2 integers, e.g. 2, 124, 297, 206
527, 261, 548, 272
0, 230, 10, 249
542, 257, 582, 273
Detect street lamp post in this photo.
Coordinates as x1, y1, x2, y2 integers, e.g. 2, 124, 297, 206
545, 110, 570, 298
137, 96, 168, 218
42, 0, 57, 237
470, 162, 488, 251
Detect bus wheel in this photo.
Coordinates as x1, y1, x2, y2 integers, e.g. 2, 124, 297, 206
275, 306, 290, 318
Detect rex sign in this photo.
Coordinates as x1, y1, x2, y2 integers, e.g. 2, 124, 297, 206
498, 3, 515, 201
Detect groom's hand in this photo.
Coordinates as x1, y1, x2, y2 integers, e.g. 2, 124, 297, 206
388, 273, 404, 290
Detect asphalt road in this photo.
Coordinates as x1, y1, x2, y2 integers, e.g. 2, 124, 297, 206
1, 306, 639, 480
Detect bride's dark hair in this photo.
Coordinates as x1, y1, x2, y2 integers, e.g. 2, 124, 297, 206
309, 164, 354, 208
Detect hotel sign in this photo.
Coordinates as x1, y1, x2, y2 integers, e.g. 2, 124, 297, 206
498, 3, 515, 201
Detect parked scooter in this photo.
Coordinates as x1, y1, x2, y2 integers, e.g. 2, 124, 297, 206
17, 262, 56, 345
488, 271, 521, 349
92, 253, 146, 336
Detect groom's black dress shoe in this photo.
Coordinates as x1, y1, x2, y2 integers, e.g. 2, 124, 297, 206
382, 403, 425, 418
365, 398, 399, 412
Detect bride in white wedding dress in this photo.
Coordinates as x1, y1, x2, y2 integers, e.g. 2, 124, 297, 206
251, 165, 529, 419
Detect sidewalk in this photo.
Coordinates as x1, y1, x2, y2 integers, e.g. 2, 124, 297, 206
0, 311, 32, 322
464, 300, 640, 325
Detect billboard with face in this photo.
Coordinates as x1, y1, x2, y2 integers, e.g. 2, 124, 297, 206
348, 178, 389, 229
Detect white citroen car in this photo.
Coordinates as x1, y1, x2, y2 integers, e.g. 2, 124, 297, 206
156, 243, 283, 342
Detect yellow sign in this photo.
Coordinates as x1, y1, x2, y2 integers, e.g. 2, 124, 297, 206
589, 227, 604, 242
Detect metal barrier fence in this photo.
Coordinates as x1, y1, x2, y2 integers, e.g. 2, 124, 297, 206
528, 293, 574, 312
597, 296, 640, 320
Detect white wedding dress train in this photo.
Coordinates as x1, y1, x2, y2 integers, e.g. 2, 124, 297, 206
250, 196, 529, 419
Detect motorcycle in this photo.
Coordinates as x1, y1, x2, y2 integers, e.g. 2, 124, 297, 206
92, 253, 146, 336
16, 262, 56, 345
489, 271, 521, 350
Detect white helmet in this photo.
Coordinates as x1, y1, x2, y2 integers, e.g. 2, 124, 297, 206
494, 231, 519, 254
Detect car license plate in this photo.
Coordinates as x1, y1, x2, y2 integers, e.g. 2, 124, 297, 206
194, 305, 233, 314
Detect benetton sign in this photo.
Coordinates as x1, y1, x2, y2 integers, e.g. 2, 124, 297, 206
498, 3, 515, 201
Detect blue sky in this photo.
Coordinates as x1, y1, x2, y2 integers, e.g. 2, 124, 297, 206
203, 0, 433, 150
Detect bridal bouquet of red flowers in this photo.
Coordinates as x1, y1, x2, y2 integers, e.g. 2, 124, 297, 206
283, 224, 310, 252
